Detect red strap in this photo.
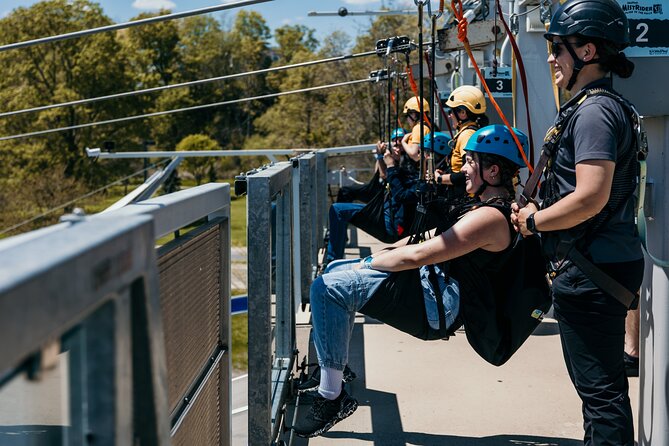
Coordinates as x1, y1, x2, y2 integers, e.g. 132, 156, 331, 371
495, 0, 534, 164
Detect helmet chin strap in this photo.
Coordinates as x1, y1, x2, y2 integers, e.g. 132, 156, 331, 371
563, 40, 600, 90
474, 162, 490, 197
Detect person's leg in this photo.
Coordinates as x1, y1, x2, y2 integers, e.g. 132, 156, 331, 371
553, 266, 634, 446
325, 203, 364, 263
624, 308, 640, 376
295, 266, 388, 438
309, 266, 388, 398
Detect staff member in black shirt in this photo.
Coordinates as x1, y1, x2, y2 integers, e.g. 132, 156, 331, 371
512, 0, 642, 444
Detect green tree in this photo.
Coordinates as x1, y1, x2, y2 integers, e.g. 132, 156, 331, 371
176, 134, 219, 185
0, 0, 138, 184
227, 11, 273, 143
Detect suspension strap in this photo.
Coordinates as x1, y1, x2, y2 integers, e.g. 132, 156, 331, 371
495, 0, 534, 164
405, 63, 432, 129
424, 50, 455, 137
450, 0, 533, 173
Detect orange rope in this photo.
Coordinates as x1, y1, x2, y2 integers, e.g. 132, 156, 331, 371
450, 0, 533, 173
405, 65, 432, 129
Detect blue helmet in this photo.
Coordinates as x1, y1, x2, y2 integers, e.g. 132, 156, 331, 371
464, 125, 528, 167
390, 128, 406, 140
422, 132, 452, 157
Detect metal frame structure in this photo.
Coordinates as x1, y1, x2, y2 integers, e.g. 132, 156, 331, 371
0, 214, 170, 445
0, 183, 232, 446
243, 162, 294, 445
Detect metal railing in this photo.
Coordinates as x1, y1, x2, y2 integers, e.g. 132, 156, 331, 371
0, 182, 232, 446
236, 146, 374, 445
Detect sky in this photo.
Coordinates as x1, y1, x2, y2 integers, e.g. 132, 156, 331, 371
1, 0, 415, 46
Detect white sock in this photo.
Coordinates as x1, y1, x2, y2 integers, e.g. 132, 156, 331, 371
318, 367, 343, 400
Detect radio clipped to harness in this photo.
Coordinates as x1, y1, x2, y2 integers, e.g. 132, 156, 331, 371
375, 36, 414, 57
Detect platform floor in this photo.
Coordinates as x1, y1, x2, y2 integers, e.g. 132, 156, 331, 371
286, 228, 640, 446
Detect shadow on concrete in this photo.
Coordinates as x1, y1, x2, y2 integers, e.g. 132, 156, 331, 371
0, 425, 66, 445
321, 431, 582, 445
531, 319, 560, 336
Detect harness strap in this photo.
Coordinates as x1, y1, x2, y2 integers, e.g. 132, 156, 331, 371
518, 90, 590, 207
567, 249, 637, 308
426, 264, 450, 338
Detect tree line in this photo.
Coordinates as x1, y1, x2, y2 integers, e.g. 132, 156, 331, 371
0, 0, 418, 235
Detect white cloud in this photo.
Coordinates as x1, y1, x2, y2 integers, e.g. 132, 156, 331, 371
132, 0, 177, 11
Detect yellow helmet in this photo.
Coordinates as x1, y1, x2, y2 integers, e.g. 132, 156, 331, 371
403, 96, 430, 114
445, 85, 486, 114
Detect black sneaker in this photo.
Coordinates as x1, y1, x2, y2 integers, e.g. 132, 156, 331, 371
297, 365, 357, 394
624, 352, 639, 377
293, 389, 358, 438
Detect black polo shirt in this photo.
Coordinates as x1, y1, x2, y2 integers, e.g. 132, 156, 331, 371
544, 78, 642, 263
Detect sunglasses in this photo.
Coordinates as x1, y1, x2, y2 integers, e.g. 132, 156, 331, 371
550, 40, 584, 58
446, 107, 464, 115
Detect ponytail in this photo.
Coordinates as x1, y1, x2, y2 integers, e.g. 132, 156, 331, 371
605, 52, 635, 78
589, 37, 635, 78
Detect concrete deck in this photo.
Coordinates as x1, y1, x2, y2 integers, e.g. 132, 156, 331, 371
289, 228, 640, 446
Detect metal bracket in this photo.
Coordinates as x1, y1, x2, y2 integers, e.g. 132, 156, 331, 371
375, 36, 414, 56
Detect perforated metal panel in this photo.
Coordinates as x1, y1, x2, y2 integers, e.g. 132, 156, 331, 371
158, 222, 222, 413
170, 362, 222, 446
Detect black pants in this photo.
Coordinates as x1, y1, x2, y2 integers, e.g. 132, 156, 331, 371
552, 259, 643, 446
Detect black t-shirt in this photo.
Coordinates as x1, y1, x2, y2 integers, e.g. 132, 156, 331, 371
544, 79, 642, 263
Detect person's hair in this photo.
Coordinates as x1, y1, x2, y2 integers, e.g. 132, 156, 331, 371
464, 109, 490, 127
579, 35, 635, 78
476, 152, 519, 198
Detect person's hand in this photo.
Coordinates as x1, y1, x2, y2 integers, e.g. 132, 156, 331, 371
383, 150, 396, 167
511, 201, 539, 236
376, 141, 387, 155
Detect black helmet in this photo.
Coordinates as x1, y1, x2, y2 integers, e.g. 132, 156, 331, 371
544, 0, 630, 49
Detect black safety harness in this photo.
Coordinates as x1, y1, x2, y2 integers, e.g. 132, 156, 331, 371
519, 87, 646, 309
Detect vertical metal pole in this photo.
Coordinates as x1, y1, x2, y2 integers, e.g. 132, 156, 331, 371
639, 116, 669, 446
275, 186, 293, 359
315, 151, 329, 248
247, 174, 273, 446
209, 188, 232, 446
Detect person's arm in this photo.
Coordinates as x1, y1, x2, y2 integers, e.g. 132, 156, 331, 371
360, 206, 511, 271
514, 100, 621, 235
402, 128, 421, 161
375, 141, 389, 179
434, 169, 466, 187
514, 160, 614, 235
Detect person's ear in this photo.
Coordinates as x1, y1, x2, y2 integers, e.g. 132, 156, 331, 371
583, 42, 596, 61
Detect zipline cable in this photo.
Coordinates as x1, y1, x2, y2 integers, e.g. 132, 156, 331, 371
0, 49, 378, 119
0, 0, 273, 53
0, 78, 378, 142
0, 158, 171, 236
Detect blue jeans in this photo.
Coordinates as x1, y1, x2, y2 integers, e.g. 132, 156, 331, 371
325, 203, 365, 262
325, 202, 394, 262
310, 259, 460, 371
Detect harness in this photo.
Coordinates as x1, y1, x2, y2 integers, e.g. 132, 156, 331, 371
520, 87, 646, 308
